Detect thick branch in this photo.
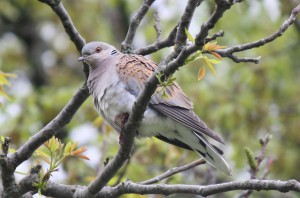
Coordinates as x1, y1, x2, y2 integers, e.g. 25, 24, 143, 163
0, 156, 18, 198
94, 179, 300, 197
216, 3, 300, 63
7, 1, 300, 198
17, 177, 300, 198
121, 0, 156, 53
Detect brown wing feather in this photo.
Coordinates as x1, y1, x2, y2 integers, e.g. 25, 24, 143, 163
117, 54, 224, 143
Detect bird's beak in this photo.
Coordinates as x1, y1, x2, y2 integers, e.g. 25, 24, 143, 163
78, 56, 86, 61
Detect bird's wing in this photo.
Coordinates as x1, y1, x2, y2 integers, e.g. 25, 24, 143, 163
117, 54, 224, 143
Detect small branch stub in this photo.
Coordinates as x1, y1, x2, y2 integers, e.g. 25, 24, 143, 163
1, 137, 12, 156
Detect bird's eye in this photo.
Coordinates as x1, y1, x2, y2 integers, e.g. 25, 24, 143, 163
95, 47, 102, 53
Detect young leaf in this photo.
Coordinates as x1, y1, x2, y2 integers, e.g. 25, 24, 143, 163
0, 86, 10, 99
198, 65, 206, 81
206, 61, 217, 76
35, 149, 51, 164
185, 51, 202, 64
203, 42, 226, 51
0, 71, 16, 100
77, 154, 90, 160
204, 57, 217, 76
184, 28, 195, 43
64, 142, 72, 155
211, 51, 222, 60
70, 146, 87, 156
0, 136, 4, 143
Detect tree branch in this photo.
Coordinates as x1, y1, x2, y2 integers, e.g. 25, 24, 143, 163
153, 11, 161, 41
3, 1, 300, 198
134, 25, 177, 55
0, 138, 18, 198
77, 0, 205, 196
9, 83, 89, 170
195, 0, 233, 47
93, 179, 300, 198
39, 0, 86, 52
205, 30, 224, 43
121, 0, 156, 53
139, 159, 206, 185
7, 0, 90, 172
175, 0, 203, 48
38, 0, 89, 77
85, 3, 240, 195
216, 3, 300, 63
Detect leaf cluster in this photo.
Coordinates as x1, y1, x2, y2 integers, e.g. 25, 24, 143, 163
33, 137, 89, 194
184, 28, 225, 80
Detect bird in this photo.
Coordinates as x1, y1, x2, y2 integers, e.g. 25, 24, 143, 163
78, 41, 232, 176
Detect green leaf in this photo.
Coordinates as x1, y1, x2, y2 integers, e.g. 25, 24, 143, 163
204, 57, 217, 76
207, 58, 221, 65
0, 86, 10, 99
184, 28, 195, 43
0, 136, 5, 143
0, 75, 10, 86
185, 51, 202, 64
64, 141, 72, 156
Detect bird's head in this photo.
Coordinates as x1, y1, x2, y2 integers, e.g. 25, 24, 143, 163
78, 42, 119, 68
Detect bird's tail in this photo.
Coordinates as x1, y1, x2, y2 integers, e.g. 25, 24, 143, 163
182, 131, 232, 176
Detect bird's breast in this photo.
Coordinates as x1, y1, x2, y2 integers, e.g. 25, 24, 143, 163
94, 81, 136, 130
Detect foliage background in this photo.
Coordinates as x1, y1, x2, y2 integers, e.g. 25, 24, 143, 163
0, 0, 299, 197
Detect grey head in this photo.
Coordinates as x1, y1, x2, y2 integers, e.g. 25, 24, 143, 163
78, 42, 120, 68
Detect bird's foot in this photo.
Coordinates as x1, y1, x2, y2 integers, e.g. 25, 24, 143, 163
114, 113, 129, 145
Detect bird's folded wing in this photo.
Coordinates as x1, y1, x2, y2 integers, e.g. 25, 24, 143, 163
117, 54, 224, 143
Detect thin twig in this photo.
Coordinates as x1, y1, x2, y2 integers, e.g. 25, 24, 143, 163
216, 3, 300, 63
121, 0, 156, 53
134, 25, 178, 55
153, 11, 161, 41
238, 134, 273, 198
205, 30, 225, 43
39, 0, 88, 77
139, 159, 206, 185
1, 137, 11, 156
195, 0, 233, 46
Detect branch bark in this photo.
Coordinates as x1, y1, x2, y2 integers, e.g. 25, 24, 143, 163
102, 179, 300, 197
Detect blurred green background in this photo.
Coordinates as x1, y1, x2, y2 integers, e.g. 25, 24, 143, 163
0, 0, 299, 197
